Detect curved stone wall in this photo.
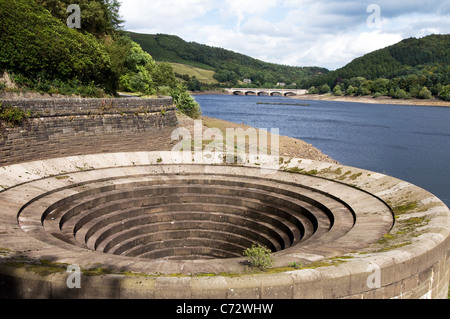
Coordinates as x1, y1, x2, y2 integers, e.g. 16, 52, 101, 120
0, 151, 448, 299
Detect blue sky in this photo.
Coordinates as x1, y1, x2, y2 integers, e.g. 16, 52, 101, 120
120, 0, 450, 70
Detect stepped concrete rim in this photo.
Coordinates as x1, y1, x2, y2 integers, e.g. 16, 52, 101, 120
0, 151, 449, 299
4, 157, 391, 270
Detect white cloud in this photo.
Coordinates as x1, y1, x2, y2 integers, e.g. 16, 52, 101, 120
119, 0, 450, 70
299, 31, 404, 69
120, 0, 214, 33
220, 0, 282, 28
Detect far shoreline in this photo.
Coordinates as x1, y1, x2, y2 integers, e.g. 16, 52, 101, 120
190, 90, 450, 108
289, 93, 450, 108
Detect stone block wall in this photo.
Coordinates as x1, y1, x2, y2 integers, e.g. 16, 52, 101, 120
0, 98, 178, 166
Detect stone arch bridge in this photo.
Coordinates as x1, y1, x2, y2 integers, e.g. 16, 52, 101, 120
225, 88, 307, 97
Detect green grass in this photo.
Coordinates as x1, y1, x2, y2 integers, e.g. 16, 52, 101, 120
170, 63, 218, 84
126, 32, 214, 71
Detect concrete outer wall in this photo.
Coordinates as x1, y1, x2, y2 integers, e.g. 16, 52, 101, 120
0, 152, 448, 299
0, 98, 178, 166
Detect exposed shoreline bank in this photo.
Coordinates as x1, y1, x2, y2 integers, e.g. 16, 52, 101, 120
289, 93, 450, 107
190, 90, 450, 107
176, 112, 338, 164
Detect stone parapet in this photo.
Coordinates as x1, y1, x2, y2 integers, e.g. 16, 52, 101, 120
0, 98, 178, 166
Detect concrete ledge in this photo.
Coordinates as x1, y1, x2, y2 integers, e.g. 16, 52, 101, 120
0, 151, 449, 299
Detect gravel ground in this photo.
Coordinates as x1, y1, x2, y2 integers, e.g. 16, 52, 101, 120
176, 112, 338, 164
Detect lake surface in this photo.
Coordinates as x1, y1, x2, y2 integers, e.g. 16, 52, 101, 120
193, 94, 450, 207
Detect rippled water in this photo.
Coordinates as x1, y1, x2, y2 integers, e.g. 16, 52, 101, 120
194, 94, 450, 207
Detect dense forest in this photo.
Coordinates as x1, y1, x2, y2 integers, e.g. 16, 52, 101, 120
302, 34, 450, 101
0, 0, 201, 117
127, 32, 329, 89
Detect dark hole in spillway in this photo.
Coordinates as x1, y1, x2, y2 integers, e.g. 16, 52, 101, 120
41, 174, 354, 261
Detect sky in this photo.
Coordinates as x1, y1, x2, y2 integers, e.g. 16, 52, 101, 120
119, 0, 450, 70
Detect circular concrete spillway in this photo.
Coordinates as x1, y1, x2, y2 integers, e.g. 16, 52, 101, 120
22, 166, 389, 262
0, 152, 449, 299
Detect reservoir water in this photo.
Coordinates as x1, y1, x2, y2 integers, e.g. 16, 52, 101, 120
193, 94, 450, 207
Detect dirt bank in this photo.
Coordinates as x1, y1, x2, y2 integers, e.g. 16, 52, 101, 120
176, 112, 338, 164
290, 94, 450, 107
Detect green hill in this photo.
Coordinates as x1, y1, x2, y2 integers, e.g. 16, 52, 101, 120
126, 32, 328, 88
302, 34, 450, 100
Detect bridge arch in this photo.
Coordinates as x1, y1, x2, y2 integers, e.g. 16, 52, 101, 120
226, 88, 307, 96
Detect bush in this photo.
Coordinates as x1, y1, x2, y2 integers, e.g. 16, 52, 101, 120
308, 86, 318, 94
373, 92, 383, 98
393, 88, 408, 99
418, 87, 432, 99
439, 85, 450, 101
119, 66, 156, 95
333, 85, 343, 96
356, 86, 370, 96
171, 85, 202, 119
345, 85, 355, 96
0, 103, 29, 127
318, 84, 331, 94
243, 244, 274, 269
8, 74, 106, 98
0, 0, 112, 90
156, 86, 173, 96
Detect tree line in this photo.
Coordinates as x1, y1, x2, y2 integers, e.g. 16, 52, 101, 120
127, 32, 329, 89
303, 35, 450, 101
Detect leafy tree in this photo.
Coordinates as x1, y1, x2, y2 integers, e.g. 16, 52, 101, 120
356, 86, 370, 96
333, 85, 343, 96
308, 86, 318, 94
152, 62, 178, 89
123, 41, 155, 72
319, 84, 331, 94
187, 76, 201, 91
128, 32, 329, 88
301, 35, 449, 101
393, 88, 408, 99
171, 84, 202, 118
371, 78, 390, 94
34, 0, 124, 36
0, 0, 185, 99
439, 85, 450, 101
101, 34, 134, 93
418, 87, 432, 99
345, 86, 356, 96
117, 41, 158, 95
0, 0, 112, 91
347, 77, 367, 89
119, 66, 155, 95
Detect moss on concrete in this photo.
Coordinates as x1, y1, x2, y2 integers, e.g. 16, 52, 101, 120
392, 202, 419, 216
4, 259, 69, 276
285, 167, 318, 176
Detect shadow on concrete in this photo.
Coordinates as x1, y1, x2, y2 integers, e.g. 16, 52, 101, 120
0, 252, 124, 299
